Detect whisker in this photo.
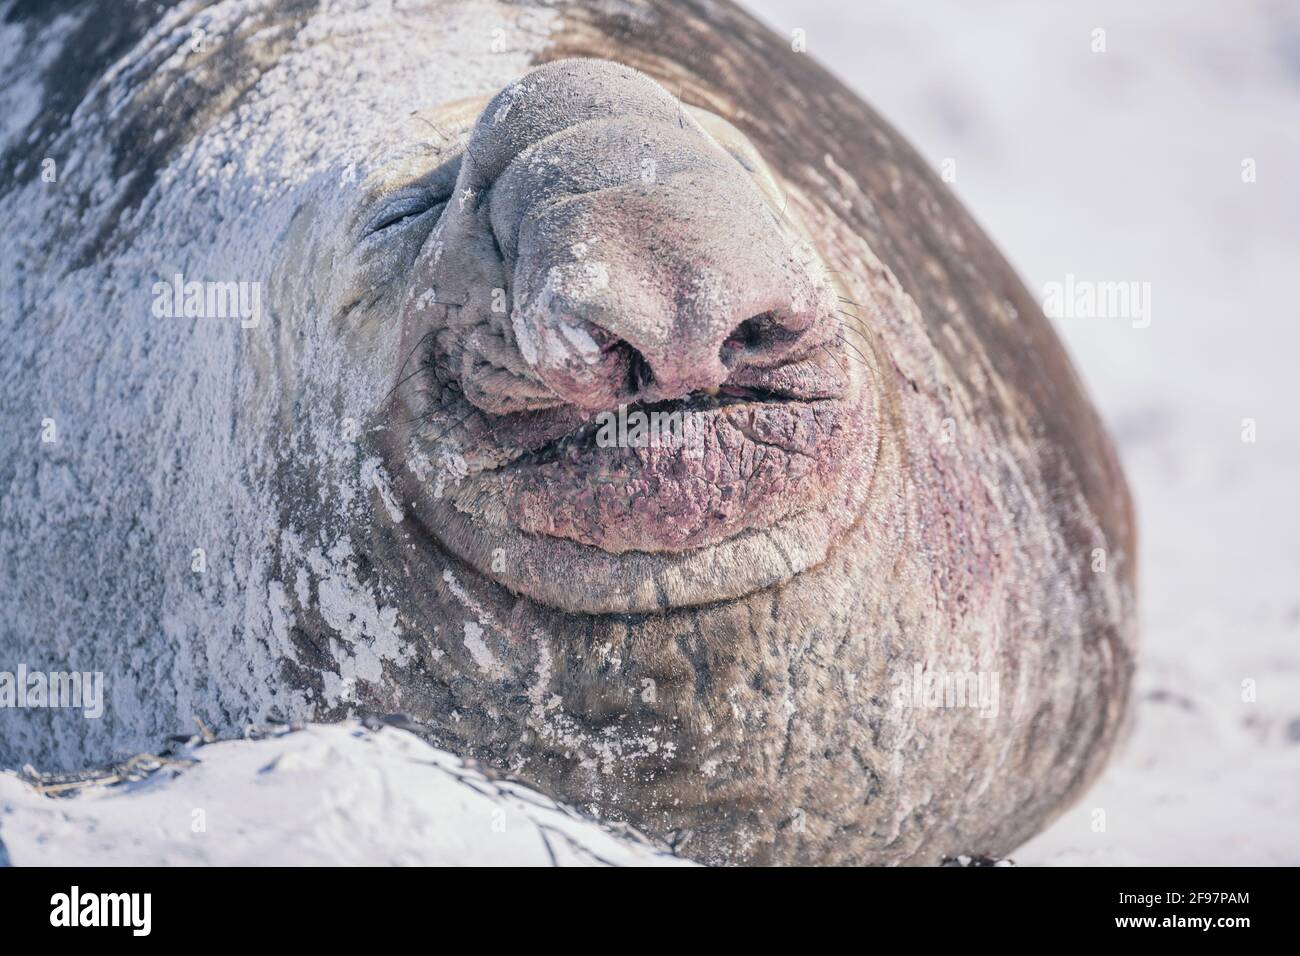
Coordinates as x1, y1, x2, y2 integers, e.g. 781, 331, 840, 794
836, 309, 875, 343
383, 327, 437, 406
405, 400, 478, 444
833, 332, 872, 370
818, 341, 848, 378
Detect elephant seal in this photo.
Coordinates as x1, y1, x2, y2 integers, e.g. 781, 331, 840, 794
0, 0, 1135, 865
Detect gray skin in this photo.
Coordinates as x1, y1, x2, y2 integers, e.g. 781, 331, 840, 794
0, 0, 1135, 865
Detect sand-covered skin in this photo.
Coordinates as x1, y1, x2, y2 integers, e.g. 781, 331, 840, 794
0, 0, 558, 769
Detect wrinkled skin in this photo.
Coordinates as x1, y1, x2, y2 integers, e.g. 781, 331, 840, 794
0, 0, 1134, 865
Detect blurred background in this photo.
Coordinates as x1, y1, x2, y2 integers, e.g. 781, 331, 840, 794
745, 0, 1300, 863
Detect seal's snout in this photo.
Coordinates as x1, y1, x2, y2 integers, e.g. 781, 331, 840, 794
507, 175, 821, 411
489, 62, 827, 411
421, 57, 834, 416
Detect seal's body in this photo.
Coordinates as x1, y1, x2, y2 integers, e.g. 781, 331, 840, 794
0, 0, 1134, 865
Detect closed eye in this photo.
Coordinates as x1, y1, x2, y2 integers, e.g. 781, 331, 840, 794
361, 189, 448, 238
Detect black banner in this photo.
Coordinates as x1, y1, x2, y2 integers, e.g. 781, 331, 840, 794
0, 865, 1281, 942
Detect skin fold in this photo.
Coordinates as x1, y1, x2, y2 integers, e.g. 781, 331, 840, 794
0, 0, 1134, 865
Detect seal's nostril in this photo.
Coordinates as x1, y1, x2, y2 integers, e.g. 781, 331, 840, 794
730, 314, 768, 349
721, 311, 803, 367
625, 347, 655, 397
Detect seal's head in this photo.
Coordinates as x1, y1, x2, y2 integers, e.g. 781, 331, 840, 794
382, 60, 879, 614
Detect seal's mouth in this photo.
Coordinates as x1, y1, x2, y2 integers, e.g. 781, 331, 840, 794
505, 383, 793, 465
380, 324, 877, 615
456, 348, 854, 554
